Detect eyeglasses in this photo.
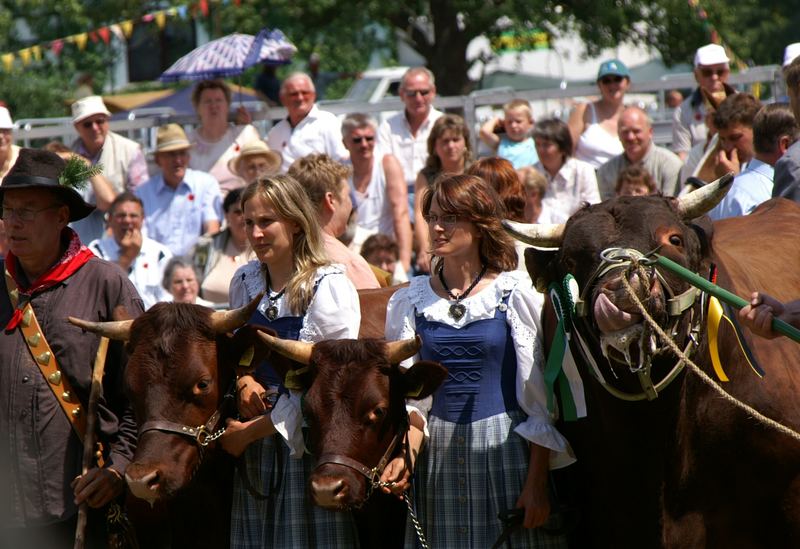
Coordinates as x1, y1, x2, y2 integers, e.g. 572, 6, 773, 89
2, 204, 62, 222
423, 213, 459, 228
81, 118, 108, 129
404, 89, 431, 97
351, 136, 375, 144
599, 75, 624, 85
700, 68, 729, 78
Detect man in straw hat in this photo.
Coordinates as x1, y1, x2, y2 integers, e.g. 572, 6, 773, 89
227, 139, 282, 185
135, 123, 222, 257
0, 148, 142, 548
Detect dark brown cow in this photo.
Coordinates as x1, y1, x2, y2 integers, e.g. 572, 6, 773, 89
70, 300, 263, 549
255, 331, 446, 548
506, 179, 800, 548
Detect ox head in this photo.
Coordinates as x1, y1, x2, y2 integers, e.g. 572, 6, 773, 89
255, 330, 447, 510
69, 298, 266, 504
505, 175, 732, 388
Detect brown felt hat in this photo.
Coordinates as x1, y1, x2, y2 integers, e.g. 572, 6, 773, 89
0, 148, 96, 221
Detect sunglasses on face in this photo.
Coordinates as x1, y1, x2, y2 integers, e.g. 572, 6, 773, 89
423, 213, 459, 228
351, 136, 375, 144
599, 75, 624, 85
82, 118, 108, 129
405, 89, 431, 98
700, 68, 728, 78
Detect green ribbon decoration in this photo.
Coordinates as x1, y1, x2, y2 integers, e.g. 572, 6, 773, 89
544, 275, 580, 421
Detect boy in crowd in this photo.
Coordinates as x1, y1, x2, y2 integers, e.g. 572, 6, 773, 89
479, 99, 538, 169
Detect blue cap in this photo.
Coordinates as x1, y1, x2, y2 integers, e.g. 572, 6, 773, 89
597, 59, 630, 80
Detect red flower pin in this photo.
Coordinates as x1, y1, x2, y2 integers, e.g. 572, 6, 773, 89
188, 193, 195, 201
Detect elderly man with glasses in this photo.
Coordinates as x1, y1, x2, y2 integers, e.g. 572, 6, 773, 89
266, 72, 348, 172
672, 44, 736, 161
377, 67, 443, 218
0, 148, 142, 548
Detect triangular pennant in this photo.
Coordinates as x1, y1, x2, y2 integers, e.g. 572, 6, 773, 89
31, 45, 42, 61
120, 20, 134, 38
18, 48, 30, 66
89, 31, 99, 43
141, 13, 154, 23
1, 53, 14, 72
155, 11, 166, 30
74, 33, 88, 51
51, 39, 64, 56
199, 0, 209, 17
98, 27, 111, 45
176, 5, 188, 19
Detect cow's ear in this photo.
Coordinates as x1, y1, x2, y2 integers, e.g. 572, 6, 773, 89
399, 360, 447, 399
524, 247, 559, 293
223, 326, 271, 371
687, 215, 713, 257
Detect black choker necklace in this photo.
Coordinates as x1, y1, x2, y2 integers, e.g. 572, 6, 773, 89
265, 286, 286, 321
438, 262, 488, 320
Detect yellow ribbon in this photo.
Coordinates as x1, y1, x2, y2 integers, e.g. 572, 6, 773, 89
707, 296, 730, 382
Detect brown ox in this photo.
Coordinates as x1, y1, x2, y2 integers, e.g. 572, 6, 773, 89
506, 178, 800, 548
255, 331, 446, 548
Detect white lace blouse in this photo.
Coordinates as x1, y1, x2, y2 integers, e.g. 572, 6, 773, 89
384, 270, 575, 469
229, 260, 361, 456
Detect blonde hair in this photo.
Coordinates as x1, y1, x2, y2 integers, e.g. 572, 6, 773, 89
288, 154, 351, 209
503, 98, 533, 121
240, 175, 329, 314
519, 166, 548, 195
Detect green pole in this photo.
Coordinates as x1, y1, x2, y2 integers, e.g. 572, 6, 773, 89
653, 254, 800, 343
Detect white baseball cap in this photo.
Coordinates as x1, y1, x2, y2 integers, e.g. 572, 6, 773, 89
71, 95, 111, 124
694, 44, 730, 67
0, 106, 13, 130
784, 43, 800, 67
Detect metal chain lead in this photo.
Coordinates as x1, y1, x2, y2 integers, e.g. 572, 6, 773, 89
404, 490, 430, 549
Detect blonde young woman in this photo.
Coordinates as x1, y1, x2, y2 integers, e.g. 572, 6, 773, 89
220, 174, 361, 547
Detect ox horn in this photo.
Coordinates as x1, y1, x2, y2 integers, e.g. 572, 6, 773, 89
68, 317, 133, 341
676, 172, 735, 219
255, 330, 313, 365
502, 219, 565, 248
208, 294, 262, 334
385, 335, 422, 364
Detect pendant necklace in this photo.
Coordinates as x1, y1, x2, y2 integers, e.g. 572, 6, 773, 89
265, 286, 286, 321
438, 262, 487, 320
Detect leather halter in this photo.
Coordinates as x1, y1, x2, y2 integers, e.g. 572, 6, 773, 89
138, 378, 236, 447
568, 247, 702, 401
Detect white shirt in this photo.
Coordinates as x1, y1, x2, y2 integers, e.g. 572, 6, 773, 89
266, 105, 348, 171
229, 261, 361, 456
378, 108, 443, 187
88, 236, 173, 310
385, 271, 576, 470
536, 157, 601, 224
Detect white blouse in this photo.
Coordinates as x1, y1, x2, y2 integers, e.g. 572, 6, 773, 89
385, 270, 575, 469
229, 260, 361, 455
535, 157, 601, 224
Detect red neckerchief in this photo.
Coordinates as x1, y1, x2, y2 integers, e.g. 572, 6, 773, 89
5, 227, 95, 331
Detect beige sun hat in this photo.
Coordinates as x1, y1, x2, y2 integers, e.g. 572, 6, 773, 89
227, 140, 282, 176
155, 124, 192, 153
71, 95, 112, 124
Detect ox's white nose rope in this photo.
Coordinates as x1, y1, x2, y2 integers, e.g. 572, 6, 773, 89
620, 273, 800, 443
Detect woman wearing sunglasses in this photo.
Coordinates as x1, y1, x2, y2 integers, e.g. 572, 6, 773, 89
567, 58, 630, 169
384, 173, 574, 547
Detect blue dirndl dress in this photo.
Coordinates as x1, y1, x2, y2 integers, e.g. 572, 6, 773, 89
407, 291, 568, 549
229, 272, 359, 549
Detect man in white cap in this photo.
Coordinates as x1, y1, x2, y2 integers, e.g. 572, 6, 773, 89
135, 124, 222, 257
70, 95, 149, 194
0, 106, 19, 181
672, 44, 733, 161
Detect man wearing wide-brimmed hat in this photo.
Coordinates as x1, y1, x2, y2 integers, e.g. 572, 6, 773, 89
135, 123, 222, 257
227, 139, 281, 185
0, 148, 142, 547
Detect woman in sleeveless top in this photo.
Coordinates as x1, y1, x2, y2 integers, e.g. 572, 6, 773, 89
220, 174, 361, 548
567, 58, 629, 168
186, 79, 261, 195
385, 174, 574, 548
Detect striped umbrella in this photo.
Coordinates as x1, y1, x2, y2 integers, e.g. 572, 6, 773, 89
160, 28, 296, 82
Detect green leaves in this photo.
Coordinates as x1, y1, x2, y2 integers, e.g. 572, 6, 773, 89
58, 156, 102, 190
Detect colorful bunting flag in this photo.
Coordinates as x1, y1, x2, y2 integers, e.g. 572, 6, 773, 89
2, 53, 13, 72
74, 33, 88, 51
155, 11, 167, 30
18, 48, 30, 66
120, 20, 134, 38
98, 27, 111, 45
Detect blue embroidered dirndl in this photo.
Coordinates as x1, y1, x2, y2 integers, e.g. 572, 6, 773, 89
230, 309, 359, 549
406, 294, 567, 549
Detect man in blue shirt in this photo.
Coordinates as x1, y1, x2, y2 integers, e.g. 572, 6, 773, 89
710, 103, 799, 220
135, 124, 222, 256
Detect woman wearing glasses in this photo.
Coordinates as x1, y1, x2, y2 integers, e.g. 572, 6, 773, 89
567, 58, 629, 169
413, 114, 472, 274
221, 174, 361, 547
385, 174, 573, 548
